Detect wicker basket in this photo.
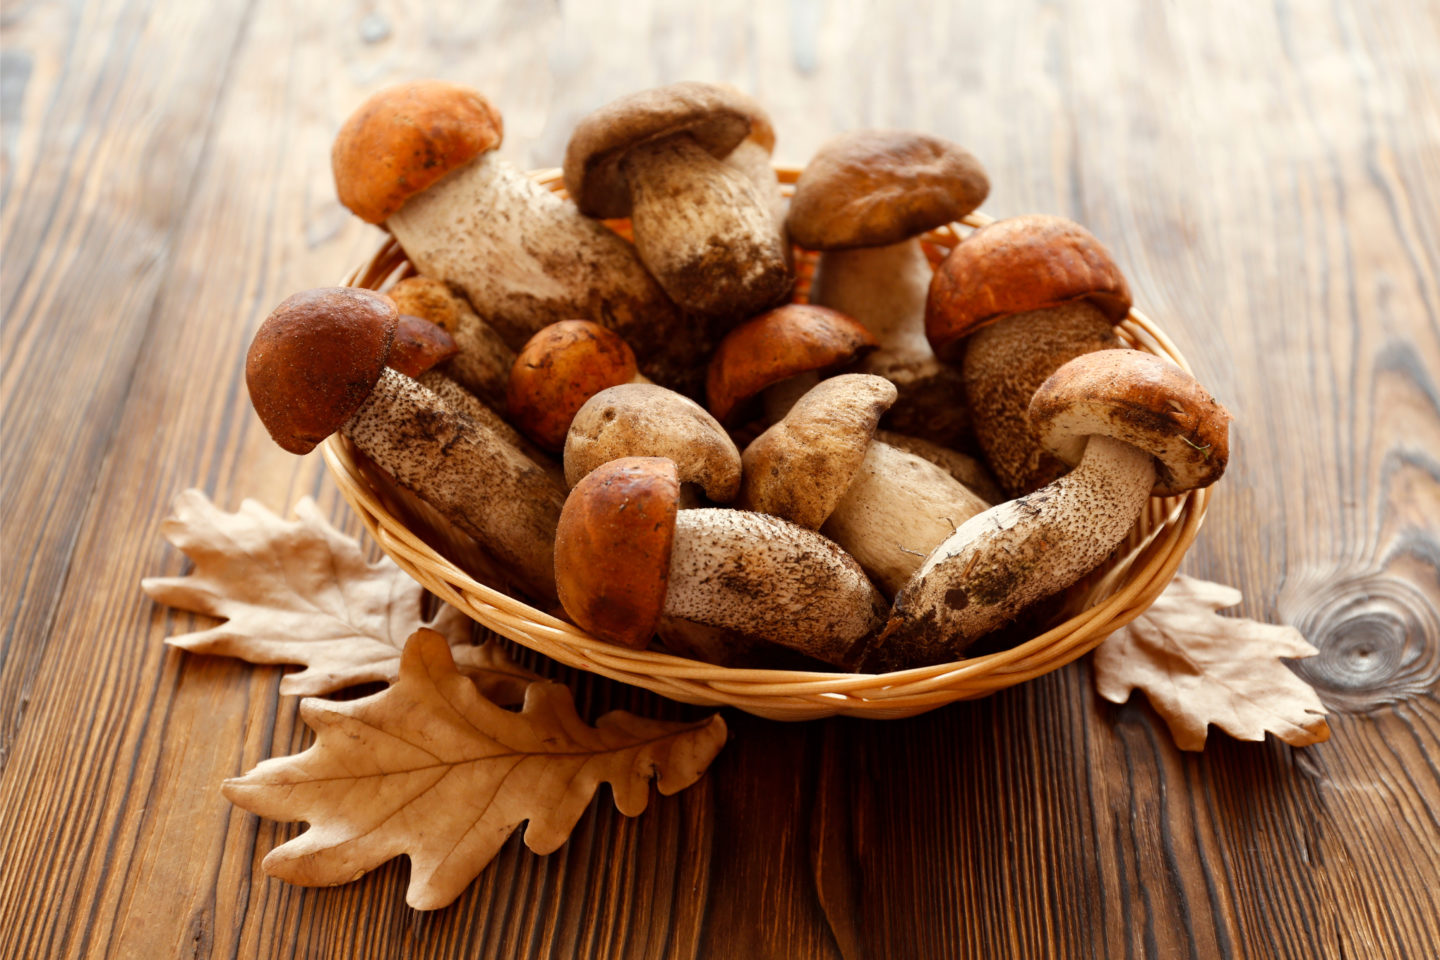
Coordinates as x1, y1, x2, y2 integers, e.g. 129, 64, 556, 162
323, 165, 1211, 720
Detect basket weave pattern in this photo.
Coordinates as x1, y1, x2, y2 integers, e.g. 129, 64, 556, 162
324, 166, 1210, 720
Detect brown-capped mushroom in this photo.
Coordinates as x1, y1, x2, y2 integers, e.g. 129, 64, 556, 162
555, 457, 885, 667
926, 214, 1133, 495
388, 276, 516, 411
331, 80, 705, 394
872, 349, 1231, 668
506, 320, 648, 452
563, 82, 793, 318
739, 374, 989, 597
564, 383, 741, 503
706, 303, 879, 427
789, 130, 989, 448
245, 287, 565, 602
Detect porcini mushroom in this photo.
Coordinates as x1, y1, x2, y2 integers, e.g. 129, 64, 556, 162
555, 457, 885, 667
872, 349, 1231, 668
245, 287, 566, 602
563, 81, 793, 318
388, 275, 516, 411
789, 130, 989, 448
506, 320, 649, 452
706, 303, 879, 427
926, 214, 1132, 495
331, 80, 705, 394
564, 383, 741, 503
739, 374, 989, 597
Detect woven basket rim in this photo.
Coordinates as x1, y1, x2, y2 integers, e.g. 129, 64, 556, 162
324, 163, 1210, 720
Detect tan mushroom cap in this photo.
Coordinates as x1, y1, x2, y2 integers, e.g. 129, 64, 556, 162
245, 288, 398, 455
563, 81, 754, 219
787, 130, 990, 250
388, 314, 459, 378
706, 304, 880, 426
716, 85, 776, 153
554, 456, 679, 649
739, 374, 897, 529
565, 383, 741, 502
1030, 349, 1231, 496
925, 214, 1133, 361
332, 80, 504, 225
507, 320, 640, 452
387, 275, 472, 333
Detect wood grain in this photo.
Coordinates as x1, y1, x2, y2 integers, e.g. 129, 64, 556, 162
1, 0, 1438, 957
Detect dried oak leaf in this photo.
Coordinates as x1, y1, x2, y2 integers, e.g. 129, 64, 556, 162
143, 489, 537, 702
1094, 574, 1331, 751
223, 628, 727, 909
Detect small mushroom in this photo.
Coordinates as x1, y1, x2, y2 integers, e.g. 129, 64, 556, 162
564, 383, 741, 503
563, 82, 793, 318
926, 214, 1133, 495
555, 457, 885, 667
388, 276, 516, 411
706, 303, 879, 427
331, 80, 705, 394
739, 374, 989, 597
245, 287, 566, 602
788, 130, 989, 448
873, 349, 1231, 668
506, 320, 648, 452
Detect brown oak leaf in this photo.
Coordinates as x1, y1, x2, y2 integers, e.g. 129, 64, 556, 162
223, 629, 727, 909
143, 489, 538, 702
1094, 574, 1331, 750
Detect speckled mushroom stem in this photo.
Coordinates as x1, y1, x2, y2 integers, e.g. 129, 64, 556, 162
414, 370, 563, 486
663, 508, 886, 668
811, 238, 972, 446
343, 368, 566, 602
723, 139, 788, 229
876, 434, 1155, 667
621, 136, 792, 319
386, 153, 706, 394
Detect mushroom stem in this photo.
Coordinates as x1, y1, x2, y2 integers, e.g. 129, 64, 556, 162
386, 152, 704, 393
415, 370, 563, 485
343, 368, 565, 602
724, 139, 788, 227
878, 434, 1156, 665
663, 508, 885, 668
621, 135, 792, 318
819, 441, 989, 597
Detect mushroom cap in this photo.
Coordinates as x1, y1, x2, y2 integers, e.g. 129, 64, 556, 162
706, 304, 880, 426
565, 383, 742, 502
563, 81, 754, 219
739, 374, 897, 529
787, 130, 990, 250
1030, 349, 1232, 496
717, 85, 776, 154
388, 314, 459, 378
245, 288, 398, 455
925, 214, 1133, 361
507, 320, 639, 452
387, 276, 472, 334
554, 456, 679, 649
332, 79, 504, 224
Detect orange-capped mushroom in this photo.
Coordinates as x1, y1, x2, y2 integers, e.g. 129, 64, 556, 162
507, 320, 644, 452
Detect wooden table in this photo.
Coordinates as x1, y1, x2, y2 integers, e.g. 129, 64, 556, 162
4, 1, 1438, 957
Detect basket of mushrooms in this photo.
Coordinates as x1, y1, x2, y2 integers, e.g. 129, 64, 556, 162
244, 80, 1229, 720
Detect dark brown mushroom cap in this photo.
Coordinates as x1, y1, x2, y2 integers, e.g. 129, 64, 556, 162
925, 214, 1133, 361
787, 130, 990, 250
388, 314, 459, 378
706, 304, 880, 426
245, 288, 398, 455
507, 320, 640, 452
554, 456, 679, 649
718, 85, 776, 153
332, 79, 503, 224
563, 81, 754, 219
1030, 349, 1232, 496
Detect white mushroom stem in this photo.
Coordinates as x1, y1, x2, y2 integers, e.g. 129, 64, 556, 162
386, 153, 701, 390
880, 434, 1156, 664
621, 135, 791, 317
437, 311, 515, 412
663, 508, 885, 668
342, 368, 566, 602
723, 139, 788, 228
820, 441, 989, 597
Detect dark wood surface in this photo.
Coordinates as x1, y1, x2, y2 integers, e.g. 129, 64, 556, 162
3, 1, 1439, 957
